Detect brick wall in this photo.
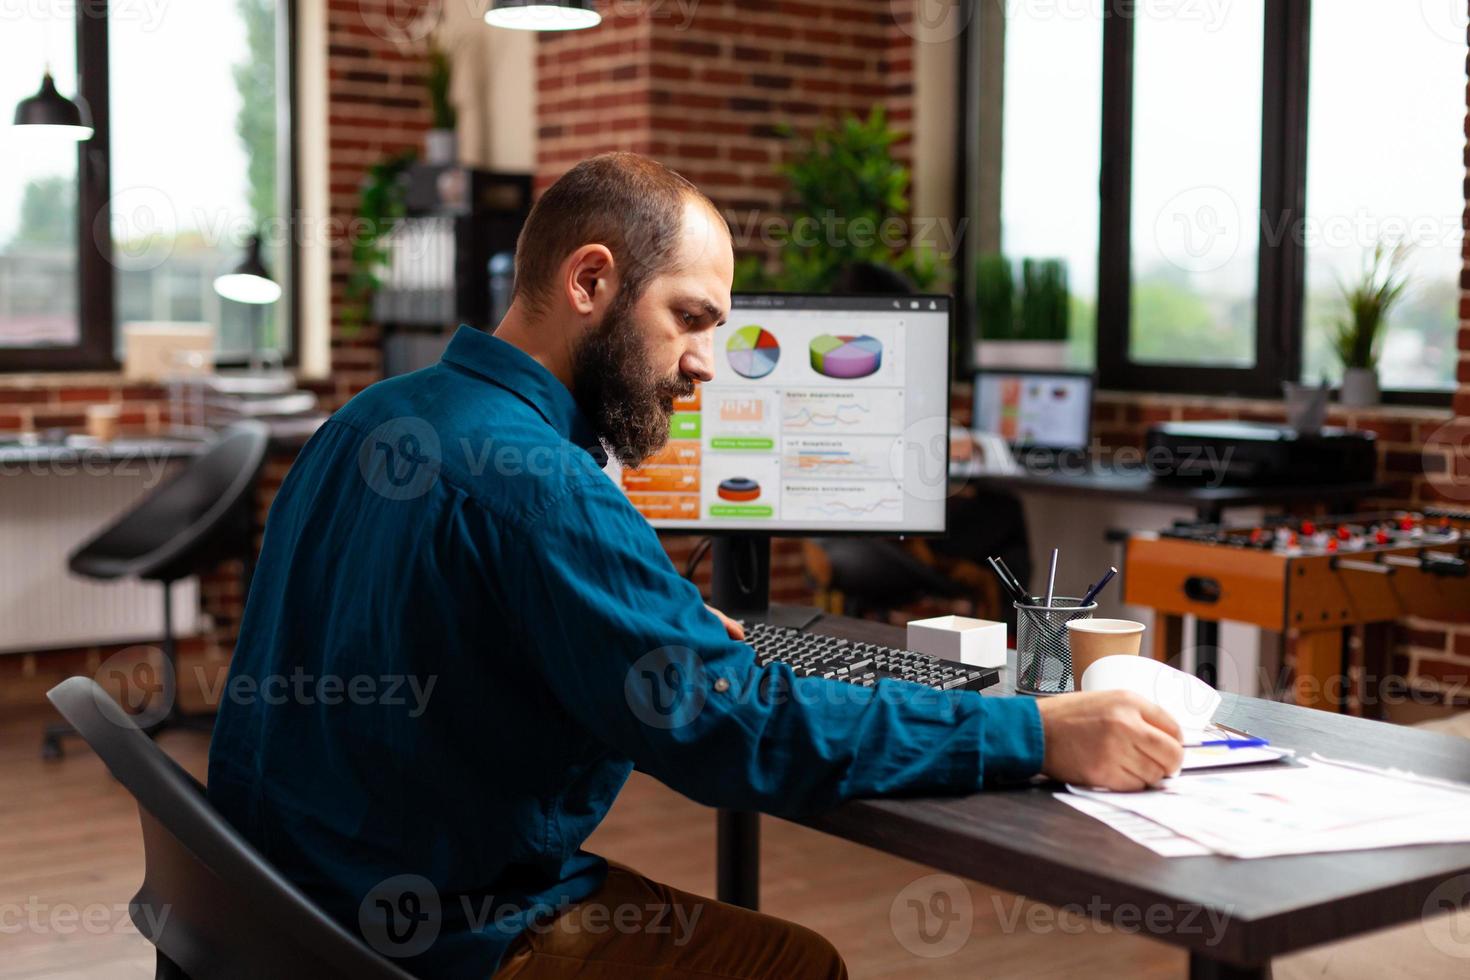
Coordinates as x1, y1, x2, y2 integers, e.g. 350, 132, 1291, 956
535, 0, 916, 236
534, 0, 920, 601
0, 0, 428, 703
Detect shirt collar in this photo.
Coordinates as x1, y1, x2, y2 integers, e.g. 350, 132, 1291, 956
440, 326, 607, 465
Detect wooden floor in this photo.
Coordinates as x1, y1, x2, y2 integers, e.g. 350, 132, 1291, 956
0, 703, 1458, 979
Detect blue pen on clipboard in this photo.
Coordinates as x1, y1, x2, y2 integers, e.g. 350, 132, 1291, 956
1195, 737, 1271, 749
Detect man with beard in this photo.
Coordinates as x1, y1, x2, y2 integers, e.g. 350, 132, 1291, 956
209, 153, 1183, 979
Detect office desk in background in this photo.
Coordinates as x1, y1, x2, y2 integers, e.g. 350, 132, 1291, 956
0, 424, 322, 655
718, 613, 1470, 980
954, 464, 1387, 525
947, 463, 1389, 696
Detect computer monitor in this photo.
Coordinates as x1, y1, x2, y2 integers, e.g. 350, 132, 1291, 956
972, 369, 1093, 452
608, 292, 952, 536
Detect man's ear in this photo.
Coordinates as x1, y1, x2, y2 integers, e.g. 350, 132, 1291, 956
563, 244, 616, 317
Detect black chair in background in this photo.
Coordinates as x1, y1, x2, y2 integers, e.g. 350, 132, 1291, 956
805, 537, 979, 620
46, 676, 417, 980
43, 421, 270, 759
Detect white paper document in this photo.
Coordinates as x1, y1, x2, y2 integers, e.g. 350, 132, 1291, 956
1066, 755, 1470, 859
1053, 793, 1212, 857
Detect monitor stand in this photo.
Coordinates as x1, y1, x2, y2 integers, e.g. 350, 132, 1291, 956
707, 531, 823, 913
709, 533, 821, 631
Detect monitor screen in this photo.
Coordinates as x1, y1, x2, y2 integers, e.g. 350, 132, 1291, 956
973, 370, 1093, 450
607, 293, 952, 534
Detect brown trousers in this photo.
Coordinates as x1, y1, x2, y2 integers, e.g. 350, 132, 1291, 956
492, 864, 848, 979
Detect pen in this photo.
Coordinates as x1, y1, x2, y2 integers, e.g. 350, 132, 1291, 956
1194, 738, 1271, 749
986, 557, 1028, 604
994, 556, 1031, 603
1044, 548, 1058, 608
1079, 566, 1118, 607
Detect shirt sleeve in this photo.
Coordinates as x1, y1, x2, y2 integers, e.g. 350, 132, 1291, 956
496, 468, 1045, 818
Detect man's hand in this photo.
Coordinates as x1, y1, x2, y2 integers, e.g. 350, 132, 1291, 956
705, 604, 746, 641
1036, 690, 1184, 791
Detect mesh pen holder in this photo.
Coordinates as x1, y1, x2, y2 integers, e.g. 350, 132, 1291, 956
1014, 597, 1097, 696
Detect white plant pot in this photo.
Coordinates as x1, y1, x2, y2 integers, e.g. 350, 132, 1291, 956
1338, 367, 1379, 408
974, 339, 1069, 370
425, 129, 458, 166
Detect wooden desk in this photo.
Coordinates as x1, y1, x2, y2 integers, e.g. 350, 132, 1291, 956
951, 463, 1387, 525
717, 613, 1470, 979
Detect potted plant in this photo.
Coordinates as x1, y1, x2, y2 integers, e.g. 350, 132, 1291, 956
1331, 241, 1410, 407
425, 44, 457, 165
972, 253, 1070, 369
732, 108, 948, 294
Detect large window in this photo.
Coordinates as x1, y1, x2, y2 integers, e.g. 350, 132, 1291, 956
967, 0, 1466, 400
0, 0, 295, 371
1129, 4, 1262, 369
997, 7, 1102, 368
1301, 0, 1464, 390
0, 11, 81, 350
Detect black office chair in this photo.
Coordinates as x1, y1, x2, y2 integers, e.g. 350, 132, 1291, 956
806, 537, 976, 620
46, 676, 418, 980
43, 421, 271, 759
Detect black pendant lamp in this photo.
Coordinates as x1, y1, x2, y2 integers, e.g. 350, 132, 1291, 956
12, 71, 93, 141
484, 0, 601, 31
213, 234, 282, 305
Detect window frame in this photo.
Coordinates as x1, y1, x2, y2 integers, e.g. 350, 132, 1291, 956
958, 0, 1455, 406
0, 0, 300, 373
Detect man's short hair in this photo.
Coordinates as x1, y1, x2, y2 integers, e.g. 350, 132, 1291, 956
512, 153, 722, 314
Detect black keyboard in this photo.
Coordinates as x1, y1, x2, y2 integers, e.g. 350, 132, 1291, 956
740, 621, 1000, 693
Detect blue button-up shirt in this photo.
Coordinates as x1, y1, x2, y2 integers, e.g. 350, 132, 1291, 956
208, 326, 1044, 978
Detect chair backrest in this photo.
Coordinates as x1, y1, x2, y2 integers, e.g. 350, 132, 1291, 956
46, 677, 417, 980
69, 421, 272, 582
815, 538, 969, 609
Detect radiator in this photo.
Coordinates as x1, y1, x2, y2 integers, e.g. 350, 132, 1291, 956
0, 463, 199, 654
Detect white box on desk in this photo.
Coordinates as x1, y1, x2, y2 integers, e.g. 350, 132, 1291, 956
906, 615, 1007, 669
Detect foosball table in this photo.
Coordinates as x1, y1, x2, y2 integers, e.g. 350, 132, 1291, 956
1124, 509, 1470, 712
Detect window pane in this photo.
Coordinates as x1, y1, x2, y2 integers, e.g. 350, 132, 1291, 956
1129, 2, 1262, 367
110, 0, 286, 359
1302, 1, 1464, 391
999, 7, 1102, 368
0, 14, 80, 348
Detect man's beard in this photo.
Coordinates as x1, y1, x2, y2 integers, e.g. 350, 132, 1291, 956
571, 293, 694, 468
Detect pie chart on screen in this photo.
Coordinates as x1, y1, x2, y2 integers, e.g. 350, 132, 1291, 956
809, 334, 883, 379
726, 325, 781, 379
